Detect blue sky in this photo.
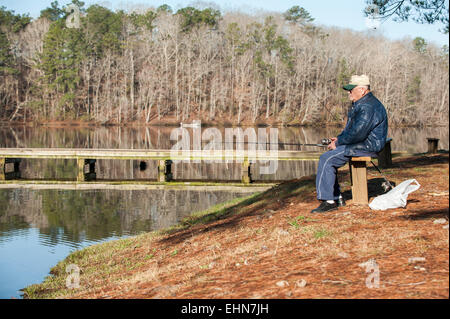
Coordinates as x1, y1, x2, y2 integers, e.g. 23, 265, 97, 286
2, 0, 448, 47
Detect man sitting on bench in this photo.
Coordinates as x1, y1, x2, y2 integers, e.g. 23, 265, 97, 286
311, 74, 388, 213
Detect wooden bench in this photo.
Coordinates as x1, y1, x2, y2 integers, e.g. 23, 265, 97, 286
348, 138, 394, 204
349, 156, 371, 205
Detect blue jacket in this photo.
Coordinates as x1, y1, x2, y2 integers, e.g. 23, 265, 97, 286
335, 92, 388, 157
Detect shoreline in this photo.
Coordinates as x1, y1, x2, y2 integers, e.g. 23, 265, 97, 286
22, 153, 449, 299
1, 120, 449, 129
1, 120, 341, 128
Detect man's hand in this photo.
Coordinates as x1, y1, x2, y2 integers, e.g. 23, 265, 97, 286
327, 137, 337, 150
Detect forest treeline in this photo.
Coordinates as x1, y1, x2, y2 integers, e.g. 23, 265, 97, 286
0, 1, 448, 126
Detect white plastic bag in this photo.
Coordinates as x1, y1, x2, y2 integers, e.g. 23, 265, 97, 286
369, 179, 421, 210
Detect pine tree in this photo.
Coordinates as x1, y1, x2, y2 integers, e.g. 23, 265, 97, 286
40, 19, 86, 119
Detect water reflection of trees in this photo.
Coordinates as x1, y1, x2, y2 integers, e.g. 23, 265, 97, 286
0, 188, 253, 246
387, 127, 449, 152
1, 125, 447, 150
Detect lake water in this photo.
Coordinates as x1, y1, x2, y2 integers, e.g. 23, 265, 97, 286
0, 125, 448, 298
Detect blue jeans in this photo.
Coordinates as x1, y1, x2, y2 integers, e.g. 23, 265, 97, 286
315, 145, 376, 201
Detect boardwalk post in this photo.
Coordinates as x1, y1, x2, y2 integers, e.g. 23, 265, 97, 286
427, 138, 439, 154
158, 160, 165, 182
158, 160, 173, 182
0, 158, 21, 180
77, 158, 96, 182
241, 157, 252, 184
77, 158, 85, 182
0, 157, 4, 181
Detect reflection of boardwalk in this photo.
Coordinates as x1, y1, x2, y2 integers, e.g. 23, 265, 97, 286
0, 181, 274, 192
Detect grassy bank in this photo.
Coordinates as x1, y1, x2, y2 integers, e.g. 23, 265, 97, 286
23, 154, 449, 299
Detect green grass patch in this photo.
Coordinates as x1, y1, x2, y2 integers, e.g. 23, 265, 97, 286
288, 215, 318, 229
313, 228, 332, 239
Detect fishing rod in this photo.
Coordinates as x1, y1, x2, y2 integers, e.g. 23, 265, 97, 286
370, 160, 395, 192
199, 139, 331, 148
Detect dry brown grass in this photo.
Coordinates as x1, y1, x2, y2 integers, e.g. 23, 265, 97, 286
23, 154, 449, 299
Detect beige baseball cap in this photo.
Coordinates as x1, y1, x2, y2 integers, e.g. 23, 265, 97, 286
343, 75, 370, 90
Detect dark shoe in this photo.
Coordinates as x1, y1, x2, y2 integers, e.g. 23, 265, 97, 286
336, 197, 346, 207
311, 201, 338, 213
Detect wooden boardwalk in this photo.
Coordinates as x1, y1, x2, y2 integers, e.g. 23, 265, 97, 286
0, 147, 323, 183
0, 144, 408, 184
0, 148, 323, 160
